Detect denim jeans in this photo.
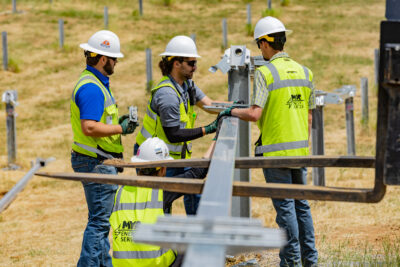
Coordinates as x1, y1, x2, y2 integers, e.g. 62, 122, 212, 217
263, 168, 318, 267
134, 143, 200, 215
71, 152, 118, 267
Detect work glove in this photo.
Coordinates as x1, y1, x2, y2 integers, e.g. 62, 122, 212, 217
204, 117, 219, 135
120, 117, 139, 135
212, 117, 225, 141
118, 114, 129, 124
217, 107, 233, 122
233, 100, 245, 105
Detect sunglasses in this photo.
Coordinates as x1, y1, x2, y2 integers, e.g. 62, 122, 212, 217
184, 60, 197, 67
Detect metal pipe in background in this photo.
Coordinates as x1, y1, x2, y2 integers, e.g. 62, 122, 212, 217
345, 97, 356, 156
12, 0, 17, 13
312, 106, 325, 186
2, 32, 8, 71
104, 6, 108, 29
222, 18, 227, 49
190, 33, 196, 44
374, 48, 379, 87
0, 158, 55, 213
361, 77, 369, 126
268, 0, 272, 9
58, 19, 64, 48
2, 90, 18, 167
145, 48, 152, 92
138, 0, 143, 16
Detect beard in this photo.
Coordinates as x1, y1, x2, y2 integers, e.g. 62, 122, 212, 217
103, 59, 114, 75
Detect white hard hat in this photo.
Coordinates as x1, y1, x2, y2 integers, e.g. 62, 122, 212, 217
131, 137, 173, 162
254, 16, 292, 40
160, 35, 200, 58
80, 30, 124, 58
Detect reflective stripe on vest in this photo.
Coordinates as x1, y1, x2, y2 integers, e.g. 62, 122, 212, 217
113, 186, 163, 212
256, 58, 311, 157
113, 248, 171, 259
255, 140, 308, 154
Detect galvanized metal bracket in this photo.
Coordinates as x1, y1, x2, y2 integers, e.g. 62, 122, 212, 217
334, 85, 357, 99
134, 215, 286, 256
209, 46, 251, 74
2, 90, 18, 106
315, 90, 343, 106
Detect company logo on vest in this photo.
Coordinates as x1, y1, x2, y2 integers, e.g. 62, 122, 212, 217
286, 94, 304, 109
114, 221, 140, 242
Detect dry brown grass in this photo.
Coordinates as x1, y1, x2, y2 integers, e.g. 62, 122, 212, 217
1, 0, 399, 266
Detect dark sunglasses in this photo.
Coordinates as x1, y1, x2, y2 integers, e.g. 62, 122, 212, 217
184, 60, 197, 67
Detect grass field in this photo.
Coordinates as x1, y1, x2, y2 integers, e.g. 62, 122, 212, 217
1, 0, 399, 266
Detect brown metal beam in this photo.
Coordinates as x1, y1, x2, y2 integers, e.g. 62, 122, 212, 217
103, 156, 375, 169
35, 171, 385, 203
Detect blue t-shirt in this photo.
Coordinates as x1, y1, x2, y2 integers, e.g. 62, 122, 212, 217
75, 65, 114, 121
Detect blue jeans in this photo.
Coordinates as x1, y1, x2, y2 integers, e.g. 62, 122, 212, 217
71, 152, 118, 267
263, 168, 318, 267
134, 143, 200, 215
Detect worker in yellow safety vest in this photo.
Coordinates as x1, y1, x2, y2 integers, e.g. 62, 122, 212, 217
71, 30, 138, 267
218, 17, 318, 267
110, 137, 216, 267
135, 35, 227, 215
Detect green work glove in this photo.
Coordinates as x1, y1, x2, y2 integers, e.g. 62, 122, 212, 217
118, 114, 129, 124
120, 117, 139, 135
217, 107, 233, 121
204, 118, 219, 134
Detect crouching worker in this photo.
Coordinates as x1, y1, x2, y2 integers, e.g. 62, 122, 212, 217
109, 137, 214, 267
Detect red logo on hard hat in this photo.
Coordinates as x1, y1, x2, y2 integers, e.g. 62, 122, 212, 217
100, 40, 111, 48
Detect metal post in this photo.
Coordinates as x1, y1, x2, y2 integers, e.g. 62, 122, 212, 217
2, 32, 8, 71
312, 106, 325, 186
361, 77, 369, 126
247, 4, 251, 26
190, 33, 196, 44
104, 6, 108, 29
12, 0, 17, 13
345, 97, 356, 155
268, 0, 272, 9
222, 18, 227, 49
0, 158, 54, 212
374, 48, 379, 87
2, 90, 18, 168
138, 0, 143, 16
146, 48, 153, 92
58, 19, 64, 48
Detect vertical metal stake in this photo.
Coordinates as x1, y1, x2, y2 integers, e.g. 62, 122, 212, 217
58, 19, 64, 48
139, 0, 143, 16
374, 48, 379, 87
3, 91, 18, 165
345, 97, 356, 155
146, 48, 153, 93
247, 4, 251, 25
222, 18, 227, 49
312, 106, 325, 186
12, 0, 17, 13
361, 77, 369, 126
190, 33, 196, 44
268, 0, 272, 9
2, 32, 8, 71
228, 64, 251, 218
104, 6, 108, 29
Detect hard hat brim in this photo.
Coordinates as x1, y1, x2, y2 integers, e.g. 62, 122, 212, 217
130, 155, 174, 163
254, 29, 292, 40
159, 52, 201, 58
80, 43, 124, 58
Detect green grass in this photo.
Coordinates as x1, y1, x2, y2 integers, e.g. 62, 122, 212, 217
38, 8, 103, 20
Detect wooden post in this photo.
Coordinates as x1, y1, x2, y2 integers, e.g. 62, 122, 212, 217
58, 19, 64, 48
2, 32, 8, 71
361, 77, 369, 126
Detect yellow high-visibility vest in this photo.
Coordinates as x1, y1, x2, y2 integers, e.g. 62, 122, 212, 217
109, 186, 176, 267
255, 56, 313, 157
70, 70, 123, 157
136, 76, 196, 159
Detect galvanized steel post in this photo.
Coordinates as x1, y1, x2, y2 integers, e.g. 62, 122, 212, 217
146, 48, 153, 92
311, 105, 325, 186
268, 0, 272, 9
2, 32, 8, 71
345, 97, 356, 155
138, 0, 143, 16
104, 6, 108, 29
361, 77, 369, 126
58, 19, 64, 48
190, 33, 196, 44
374, 48, 379, 87
12, 0, 17, 13
2, 90, 18, 168
222, 18, 228, 49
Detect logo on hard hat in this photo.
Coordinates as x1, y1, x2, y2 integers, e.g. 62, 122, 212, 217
100, 40, 110, 49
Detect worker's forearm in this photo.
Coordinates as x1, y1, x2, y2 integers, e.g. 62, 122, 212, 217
82, 120, 122, 137
231, 108, 258, 122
